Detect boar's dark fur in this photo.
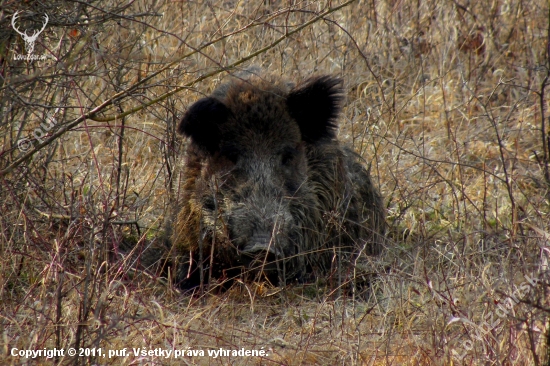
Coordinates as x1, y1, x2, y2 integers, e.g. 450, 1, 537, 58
170, 74, 385, 290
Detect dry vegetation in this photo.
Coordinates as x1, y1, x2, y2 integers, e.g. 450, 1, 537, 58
1, 0, 550, 365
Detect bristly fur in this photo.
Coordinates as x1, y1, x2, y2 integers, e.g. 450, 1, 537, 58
168, 73, 385, 290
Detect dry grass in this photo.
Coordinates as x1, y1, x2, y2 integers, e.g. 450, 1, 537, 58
1, 0, 550, 365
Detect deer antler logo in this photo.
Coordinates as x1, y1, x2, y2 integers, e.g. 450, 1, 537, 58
12, 11, 49, 55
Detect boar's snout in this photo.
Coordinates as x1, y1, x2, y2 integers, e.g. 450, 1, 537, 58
228, 195, 295, 259
241, 232, 277, 255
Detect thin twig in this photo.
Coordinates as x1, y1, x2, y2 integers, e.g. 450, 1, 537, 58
0, 0, 356, 177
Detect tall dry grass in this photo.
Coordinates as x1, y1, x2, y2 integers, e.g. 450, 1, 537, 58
1, 0, 549, 364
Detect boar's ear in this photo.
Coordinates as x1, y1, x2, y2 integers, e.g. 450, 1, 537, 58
178, 97, 230, 154
287, 76, 343, 143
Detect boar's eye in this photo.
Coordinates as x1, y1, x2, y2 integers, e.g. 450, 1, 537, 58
281, 151, 295, 165
280, 147, 297, 166
203, 196, 216, 211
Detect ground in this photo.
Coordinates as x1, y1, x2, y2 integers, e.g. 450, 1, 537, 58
1, 0, 549, 365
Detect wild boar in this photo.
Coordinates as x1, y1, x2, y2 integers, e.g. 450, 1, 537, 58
170, 73, 385, 290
